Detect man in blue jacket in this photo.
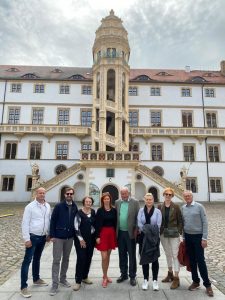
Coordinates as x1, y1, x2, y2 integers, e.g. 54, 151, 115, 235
49, 187, 78, 296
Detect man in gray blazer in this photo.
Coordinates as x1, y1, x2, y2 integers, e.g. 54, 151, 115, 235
115, 187, 140, 286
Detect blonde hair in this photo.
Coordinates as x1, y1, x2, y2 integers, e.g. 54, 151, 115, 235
163, 187, 174, 197
144, 193, 154, 199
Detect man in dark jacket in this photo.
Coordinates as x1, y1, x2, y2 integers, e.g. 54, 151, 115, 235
49, 187, 78, 296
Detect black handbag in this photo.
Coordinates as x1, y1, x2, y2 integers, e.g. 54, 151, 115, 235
163, 227, 179, 238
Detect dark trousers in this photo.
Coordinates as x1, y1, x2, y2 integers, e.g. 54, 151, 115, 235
118, 230, 137, 279
185, 233, 211, 288
20, 234, 46, 290
139, 234, 159, 281
74, 236, 95, 284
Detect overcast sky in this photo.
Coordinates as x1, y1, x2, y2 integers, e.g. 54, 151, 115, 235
0, 0, 225, 70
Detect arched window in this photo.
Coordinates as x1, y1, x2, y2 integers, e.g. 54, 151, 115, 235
107, 69, 115, 101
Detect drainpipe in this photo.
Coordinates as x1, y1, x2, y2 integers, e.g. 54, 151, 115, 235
201, 83, 211, 202
1, 80, 7, 125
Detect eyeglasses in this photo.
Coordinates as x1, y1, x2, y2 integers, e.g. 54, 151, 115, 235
165, 193, 172, 196
66, 193, 74, 195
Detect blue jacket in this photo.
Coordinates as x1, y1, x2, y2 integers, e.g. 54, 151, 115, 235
50, 200, 78, 239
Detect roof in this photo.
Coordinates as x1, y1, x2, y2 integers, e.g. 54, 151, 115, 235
0, 65, 225, 84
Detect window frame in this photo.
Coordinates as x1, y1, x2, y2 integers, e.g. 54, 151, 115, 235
58, 108, 70, 125
205, 88, 215, 98
8, 107, 20, 124
4, 141, 18, 159
56, 142, 69, 160
181, 87, 191, 97
209, 177, 223, 193
1, 175, 15, 191
129, 110, 139, 127
150, 87, 161, 96
26, 175, 33, 191
183, 143, 196, 162
205, 111, 217, 128
81, 142, 92, 151
10, 83, 22, 93
106, 169, 115, 178
59, 84, 70, 94
34, 84, 45, 93
128, 86, 138, 96
80, 109, 92, 127
150, 110, 162, 127
186, 177, 198, 193
182, 110, 193, 127
208, 144, 220, 162
81, 85, 92, 95
151, 143, 163, 161
29, 141, 42, 160
32, 107, 44, 125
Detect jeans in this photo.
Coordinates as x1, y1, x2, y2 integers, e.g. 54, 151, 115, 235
118, 230, 137, 279
185, 233, 211, 288
20, 234, 46, 290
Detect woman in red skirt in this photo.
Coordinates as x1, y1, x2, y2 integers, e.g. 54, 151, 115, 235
95, 192, 117, 288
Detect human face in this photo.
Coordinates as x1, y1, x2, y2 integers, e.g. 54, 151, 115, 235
183, 191, 193, 205
84, 197, 93, 208
65, 189, 74, 202
121, 189, 129, 200
103, 195, 111, 207
164, 191, 173, 202
36, 188, 46, 202
144, 195, 154, 208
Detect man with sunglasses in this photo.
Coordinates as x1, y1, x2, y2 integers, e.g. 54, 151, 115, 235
49, 187, 78, 296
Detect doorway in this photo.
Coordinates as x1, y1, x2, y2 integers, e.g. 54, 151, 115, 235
102, 185, 119, 205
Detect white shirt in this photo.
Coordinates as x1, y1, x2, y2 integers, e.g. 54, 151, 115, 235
22, 199, 51, 242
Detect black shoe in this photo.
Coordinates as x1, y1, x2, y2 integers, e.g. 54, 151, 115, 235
130, 278, 136, 286
117, 275, 128, 283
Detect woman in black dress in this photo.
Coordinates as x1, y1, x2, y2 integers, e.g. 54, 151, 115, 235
73, 196, 96, 291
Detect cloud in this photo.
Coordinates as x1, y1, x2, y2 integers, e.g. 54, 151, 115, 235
0, 0, 224, 70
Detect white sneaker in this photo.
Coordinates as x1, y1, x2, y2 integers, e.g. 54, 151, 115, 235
142, 279, 149, 290
153, 280, 159, 291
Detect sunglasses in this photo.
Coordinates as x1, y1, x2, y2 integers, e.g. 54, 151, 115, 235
165, 193, 172, 196
66, 193, 74, 195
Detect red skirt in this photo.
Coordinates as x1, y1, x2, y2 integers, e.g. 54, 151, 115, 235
96, 226, 117, 251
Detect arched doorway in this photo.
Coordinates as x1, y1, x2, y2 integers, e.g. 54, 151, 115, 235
148, 186, 159, 202
102, 185, 119, 205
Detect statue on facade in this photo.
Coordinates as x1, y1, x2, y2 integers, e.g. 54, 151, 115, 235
179, 165, 188, 190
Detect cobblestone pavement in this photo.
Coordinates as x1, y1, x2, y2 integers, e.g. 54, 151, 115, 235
0, 202, 225, 294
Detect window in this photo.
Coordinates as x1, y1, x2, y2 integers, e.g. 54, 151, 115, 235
150, 87, 161, 96
56, 142, 68, 159
11, 83, 21, 93
205, 88, 215, 97
59, 85, 70, 94
81, 142, 92, 151
129, 87, 138, 96
8, 108, 20, 124
2, 176, 15, 191
81, 110, 92, 127
186, 178, 198, 193
106, 48, 116, 57
30, 142, 42, 159
106, 169, 115, 177
58, 109, 69, 125
32, 108, 44, 124
206, 112, 217, 128
151, 144, 163, 161
34, 84, 45, 93
151, 111, 161, 126
181, 88, 191, 97
129, 110, 138, 127
210, 178, 222, 193
26, 176, 32, 191
183, 145, 195, 161
208, 145, 220, 162
182, 111, 193, 127
5, 142, 17, 159
82, 85, 92, 95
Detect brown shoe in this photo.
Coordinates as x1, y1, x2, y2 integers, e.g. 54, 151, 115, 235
162, 271, 174, 283
206, 286, 214, 297
188, 282, 200, 291
170, 277, 180, 289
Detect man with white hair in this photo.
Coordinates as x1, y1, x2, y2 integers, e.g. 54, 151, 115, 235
181, 190, 213, 297
20, 187, 51, 298
115, 187, 140, 286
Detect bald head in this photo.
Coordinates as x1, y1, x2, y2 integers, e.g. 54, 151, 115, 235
36, 187, 46, 203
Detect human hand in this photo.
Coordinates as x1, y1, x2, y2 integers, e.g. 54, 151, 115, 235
80, 240, 86, 248
96, 238, 100, 245
201, 240, 207, 248
25, 240, 32, 248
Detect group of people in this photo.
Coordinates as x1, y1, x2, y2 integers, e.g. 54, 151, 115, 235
19, 186, 214, 298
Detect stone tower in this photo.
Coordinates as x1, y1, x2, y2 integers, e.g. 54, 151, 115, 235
92, 10, 130, 151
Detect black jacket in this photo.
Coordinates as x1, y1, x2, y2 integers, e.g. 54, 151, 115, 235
50, 200, 78, 239
139, 224, 160, 265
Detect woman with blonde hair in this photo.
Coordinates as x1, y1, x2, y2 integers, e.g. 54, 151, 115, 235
158, 187, 183, 289
95, 192, 117, 288
137, 193, 162, 291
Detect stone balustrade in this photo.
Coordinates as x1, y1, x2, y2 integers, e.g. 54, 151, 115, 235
81, 151, 141, 162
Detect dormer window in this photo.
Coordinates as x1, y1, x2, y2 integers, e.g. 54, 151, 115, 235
52, 68, 63, 73
21, 73, 39, 79
156, 71, 172, 76
135, 75, 151, 81
69, 74, 85, 80
6, 67, 20, 72
190, 76, 206, 83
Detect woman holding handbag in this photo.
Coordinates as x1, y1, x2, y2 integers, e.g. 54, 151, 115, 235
159, 187, 183, 289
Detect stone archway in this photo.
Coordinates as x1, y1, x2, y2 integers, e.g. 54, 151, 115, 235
148, 186, 159, 202
102, 185, 119, 205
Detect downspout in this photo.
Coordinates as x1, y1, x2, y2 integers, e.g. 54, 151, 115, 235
201, 83, 211, 202
1, 80, 7, 125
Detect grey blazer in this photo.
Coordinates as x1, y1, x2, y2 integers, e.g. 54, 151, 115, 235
115, 197, 140, 239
